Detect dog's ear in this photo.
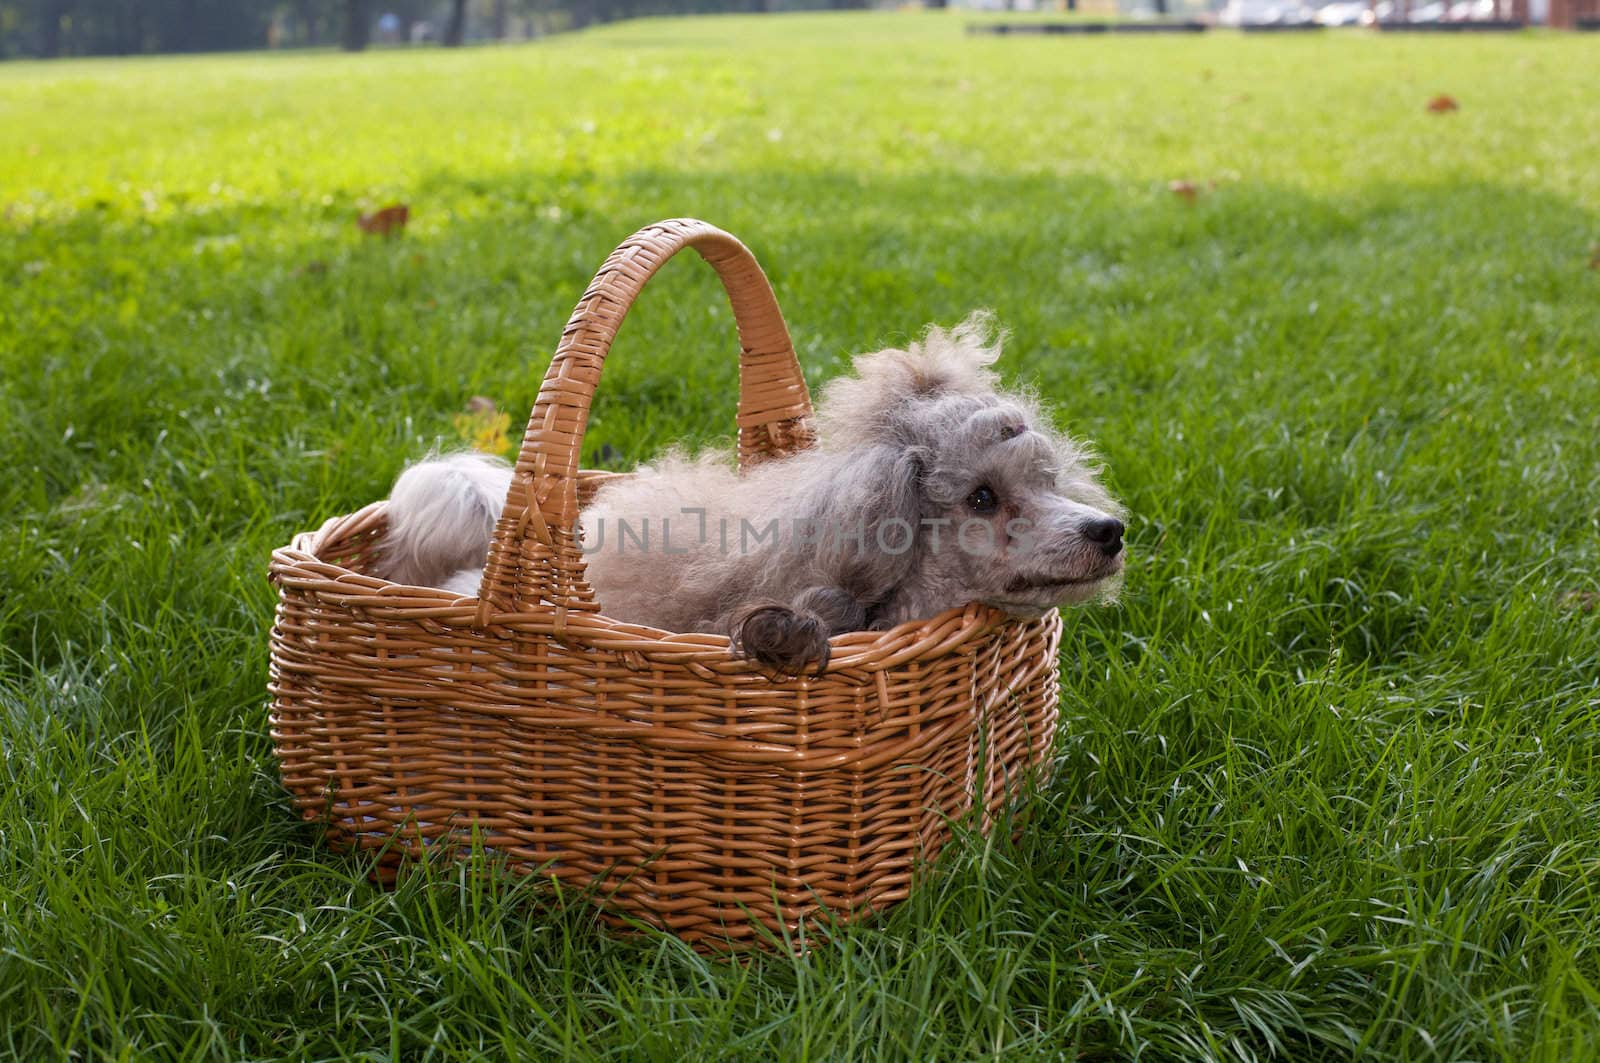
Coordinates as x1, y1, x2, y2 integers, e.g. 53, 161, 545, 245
817, 312, 1004, 447
806, 443, 928, 604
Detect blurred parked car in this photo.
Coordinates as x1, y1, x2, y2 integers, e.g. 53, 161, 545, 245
1219, 0, 1316, 23
1315, 1, 1367, 23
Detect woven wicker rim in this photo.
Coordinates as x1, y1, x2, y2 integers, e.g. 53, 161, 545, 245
273, 505, 1016, 675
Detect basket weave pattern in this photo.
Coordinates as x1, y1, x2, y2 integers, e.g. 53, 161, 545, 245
268, 219, 1062, 945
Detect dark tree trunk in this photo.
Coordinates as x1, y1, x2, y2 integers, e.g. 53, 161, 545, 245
342, 0, 369, 49
40, 0, 71, 56
491, 0, 508, 37
571, 0, 622, 27
443, 0, 467, 44
114, 0, 147, 54
171, 0, 197, 51
296, 0, 318, 44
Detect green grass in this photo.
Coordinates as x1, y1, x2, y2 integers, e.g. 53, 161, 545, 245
3, 12, 1599, 1059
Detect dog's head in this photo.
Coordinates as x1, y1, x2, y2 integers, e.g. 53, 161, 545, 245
818, 312, 1126, 616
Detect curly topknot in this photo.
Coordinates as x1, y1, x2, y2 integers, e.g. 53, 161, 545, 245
815, 311, 1005, 450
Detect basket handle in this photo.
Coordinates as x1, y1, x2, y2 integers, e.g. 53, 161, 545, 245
478, 219, 814, 621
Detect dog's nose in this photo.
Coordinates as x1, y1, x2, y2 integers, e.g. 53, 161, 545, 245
1082, 517, 1124, 556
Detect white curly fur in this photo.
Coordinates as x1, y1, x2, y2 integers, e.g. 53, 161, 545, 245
374, 449, 510, 596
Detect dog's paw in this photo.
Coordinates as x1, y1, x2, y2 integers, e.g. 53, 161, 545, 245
730, 602, 832, 677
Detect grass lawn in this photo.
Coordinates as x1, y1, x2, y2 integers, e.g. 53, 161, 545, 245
3, 13, 1600, 1059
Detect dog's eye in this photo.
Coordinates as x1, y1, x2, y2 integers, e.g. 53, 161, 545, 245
967, 485, 1000, 514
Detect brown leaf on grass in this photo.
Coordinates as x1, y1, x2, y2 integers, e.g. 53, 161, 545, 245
357, 203, 409, 237
1426, 94, 1459, 113
1169, 179, 1200, 204
298, 260, 328, 276
1558, 590, 1598, 613
1588, 242, 1600, 270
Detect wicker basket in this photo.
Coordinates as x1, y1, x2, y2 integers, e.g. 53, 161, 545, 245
268, 218, 1062, 946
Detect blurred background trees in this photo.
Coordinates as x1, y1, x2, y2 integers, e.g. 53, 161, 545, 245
0, 0, 847, 57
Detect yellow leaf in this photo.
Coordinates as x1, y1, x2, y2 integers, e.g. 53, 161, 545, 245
452, 408, 513, 457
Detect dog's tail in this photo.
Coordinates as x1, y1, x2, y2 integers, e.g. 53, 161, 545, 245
375, 451, 513, 595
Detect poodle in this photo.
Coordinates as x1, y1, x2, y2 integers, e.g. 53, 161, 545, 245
375, 314, 1125, 674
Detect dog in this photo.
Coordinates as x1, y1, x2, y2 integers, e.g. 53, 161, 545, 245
376, 314, 1125, 674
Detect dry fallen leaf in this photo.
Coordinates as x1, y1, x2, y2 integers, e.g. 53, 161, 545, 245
1168, 179, 1200, 204
1588, 242, 1600, 270
1426, 94, 1459, 113
357, 203, 409, 236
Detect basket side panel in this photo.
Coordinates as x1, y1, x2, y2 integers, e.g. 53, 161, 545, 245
515, 642, 963, 940
976, 615, 1063, 823
268, 565, 1059, 947
271, 596, 954, 939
